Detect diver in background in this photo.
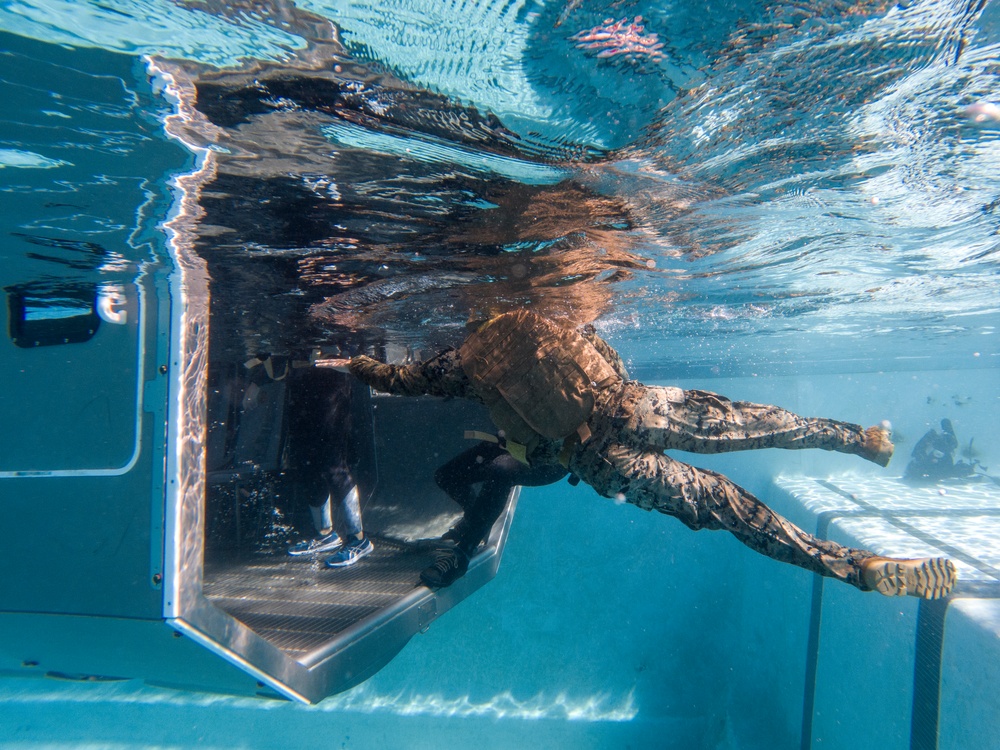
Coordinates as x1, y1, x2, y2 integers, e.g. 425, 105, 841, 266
904, 418, 976, 484
323, 310, 958, 600
282, 361, 374, 567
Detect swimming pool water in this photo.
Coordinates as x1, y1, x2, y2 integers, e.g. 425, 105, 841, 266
1, 0, 998, 747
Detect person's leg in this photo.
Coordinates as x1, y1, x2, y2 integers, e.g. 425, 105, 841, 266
422, 442, 566, 587
323, 464, 374, 568
430, 442, 507, 560
286, 483, 345, 555
285, 383, 344, 554
448, 451, 566, 557
423, 443, 506, 587
286, 489, 344, 556
632, 386, 892, 465
325, 463, 363, 540
434, 442, 507, 512
287, 367, 363, 557
570, 438, 953, 596
447, 478, 511, 557
436, 442, 567, 553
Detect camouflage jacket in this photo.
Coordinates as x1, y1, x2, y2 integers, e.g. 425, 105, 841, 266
348, 324, 627, 400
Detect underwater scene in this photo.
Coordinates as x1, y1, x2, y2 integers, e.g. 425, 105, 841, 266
0, 0, 998, 747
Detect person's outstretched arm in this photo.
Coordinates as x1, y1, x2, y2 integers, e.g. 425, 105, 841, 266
345, 349, 478, 400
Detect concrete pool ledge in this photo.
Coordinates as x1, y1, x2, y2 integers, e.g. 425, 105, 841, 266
771, 474, 1000, 750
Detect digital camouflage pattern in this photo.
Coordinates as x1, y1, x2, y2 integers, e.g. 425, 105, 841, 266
459, 310, 622, 443
349, 315, 898, 590
570, 382, 881, 587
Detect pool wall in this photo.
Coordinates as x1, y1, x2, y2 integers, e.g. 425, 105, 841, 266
0, 363, 997, 749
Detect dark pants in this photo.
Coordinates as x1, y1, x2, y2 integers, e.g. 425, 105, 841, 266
435, 442, 568, 556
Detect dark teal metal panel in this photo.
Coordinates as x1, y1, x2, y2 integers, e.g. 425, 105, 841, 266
0, 613, 268, 699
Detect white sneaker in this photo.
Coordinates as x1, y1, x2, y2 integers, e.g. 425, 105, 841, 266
325, 537, 374, 568
288, 531, 342, 556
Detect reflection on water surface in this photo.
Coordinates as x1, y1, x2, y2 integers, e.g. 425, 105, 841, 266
1, 0, 997, 374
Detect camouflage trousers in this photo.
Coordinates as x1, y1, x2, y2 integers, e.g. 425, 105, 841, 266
568, 383, 879, 589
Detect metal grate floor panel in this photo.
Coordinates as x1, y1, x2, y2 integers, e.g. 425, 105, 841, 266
203, 537, 438, 659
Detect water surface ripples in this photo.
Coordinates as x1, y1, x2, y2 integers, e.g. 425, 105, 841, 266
1, 0, 997, 376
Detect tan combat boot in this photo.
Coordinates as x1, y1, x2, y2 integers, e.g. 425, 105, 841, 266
861, 557, 957, 599
859, 425, 894, 467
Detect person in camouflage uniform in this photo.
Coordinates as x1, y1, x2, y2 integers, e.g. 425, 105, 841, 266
331, 310, 957, 598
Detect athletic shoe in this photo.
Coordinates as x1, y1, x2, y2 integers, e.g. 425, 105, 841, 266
288, 531, 342, 557
325, 537, 374, 568
861, 556, 957, 599
420, 545, 469, 588
860, 425, 894, 467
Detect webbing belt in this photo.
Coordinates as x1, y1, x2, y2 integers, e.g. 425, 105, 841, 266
463, 430, 529, 465
464, 421, 592, 469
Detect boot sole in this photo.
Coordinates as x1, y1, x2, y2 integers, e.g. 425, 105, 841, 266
861, 427, 894, 467
868, 558, 957, 599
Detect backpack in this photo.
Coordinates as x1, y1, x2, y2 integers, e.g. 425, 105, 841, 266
459, 310, 621, 444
